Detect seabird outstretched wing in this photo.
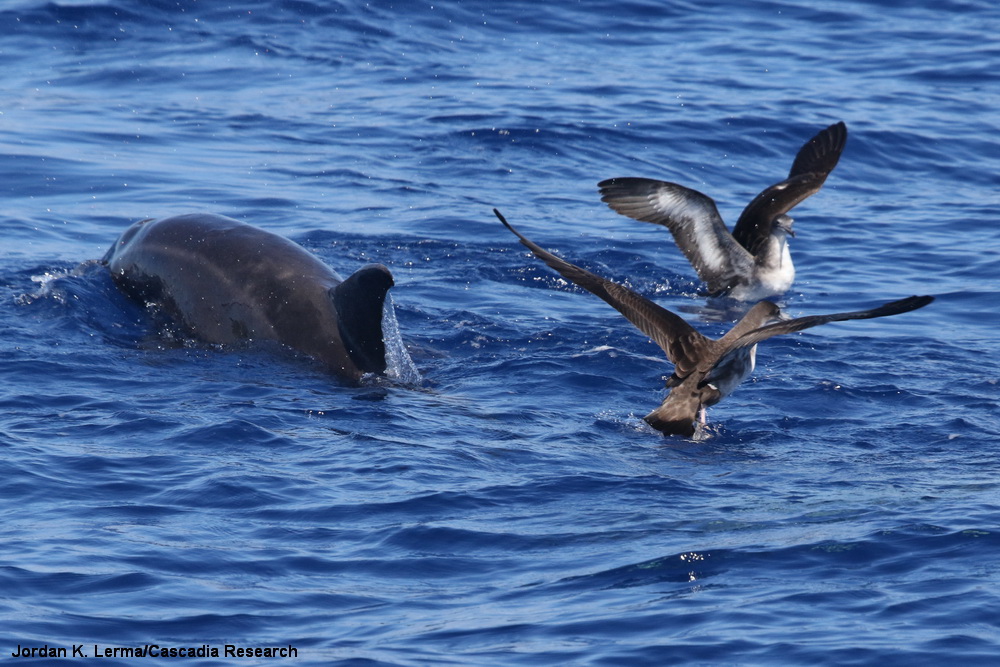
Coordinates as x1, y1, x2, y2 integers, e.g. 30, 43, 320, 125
712, 295, 934, 374
788, 120, 848, 180
732, 121, 848, 256
703, 294, 932, 401
598, 177, 754, 294
494, 208, 711, 379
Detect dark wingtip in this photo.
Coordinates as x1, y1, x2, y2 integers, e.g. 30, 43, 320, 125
891, 294, 934, 313
494, 208, 531, 246
857, 294, 935, 320
820, 120, 848, 145
597, 177, 679, 217
493, 207, 511, 230
596, 176, 648, 200
828, 120, 848, 151
596, 177, 621, 204
788, 121, 849, 180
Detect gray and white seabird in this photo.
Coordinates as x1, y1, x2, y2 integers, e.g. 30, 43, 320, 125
598, 121, 848, 301
495, 208, 931, 437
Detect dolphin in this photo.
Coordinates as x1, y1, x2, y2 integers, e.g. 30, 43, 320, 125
103, 213, 394, 383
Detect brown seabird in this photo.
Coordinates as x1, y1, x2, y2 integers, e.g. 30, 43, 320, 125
598, 121, 847, 301
495, 208, 932, 437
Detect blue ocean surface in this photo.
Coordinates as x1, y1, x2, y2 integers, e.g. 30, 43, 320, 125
2, 1, 999, 664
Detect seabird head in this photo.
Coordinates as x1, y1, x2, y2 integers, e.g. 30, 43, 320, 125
774, 214, 795, 238
734, 300, 786, 331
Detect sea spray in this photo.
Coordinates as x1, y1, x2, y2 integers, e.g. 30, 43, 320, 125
381, 294, 420, 384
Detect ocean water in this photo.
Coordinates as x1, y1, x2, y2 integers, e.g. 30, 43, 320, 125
2, 0, 999, 664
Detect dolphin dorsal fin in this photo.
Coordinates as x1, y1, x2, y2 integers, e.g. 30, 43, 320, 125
331, 264, 394, 374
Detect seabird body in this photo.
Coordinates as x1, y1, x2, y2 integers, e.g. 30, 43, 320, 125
495, 208, 932, 437
599, 121, 847, 300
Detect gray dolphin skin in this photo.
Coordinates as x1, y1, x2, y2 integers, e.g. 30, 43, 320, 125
495, 208, 932, 437
598, 121, 848, 301
102, 213, 394, 383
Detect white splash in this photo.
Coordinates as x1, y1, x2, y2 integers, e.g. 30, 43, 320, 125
15, 269, 74, 305
381, 294, 421, 385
